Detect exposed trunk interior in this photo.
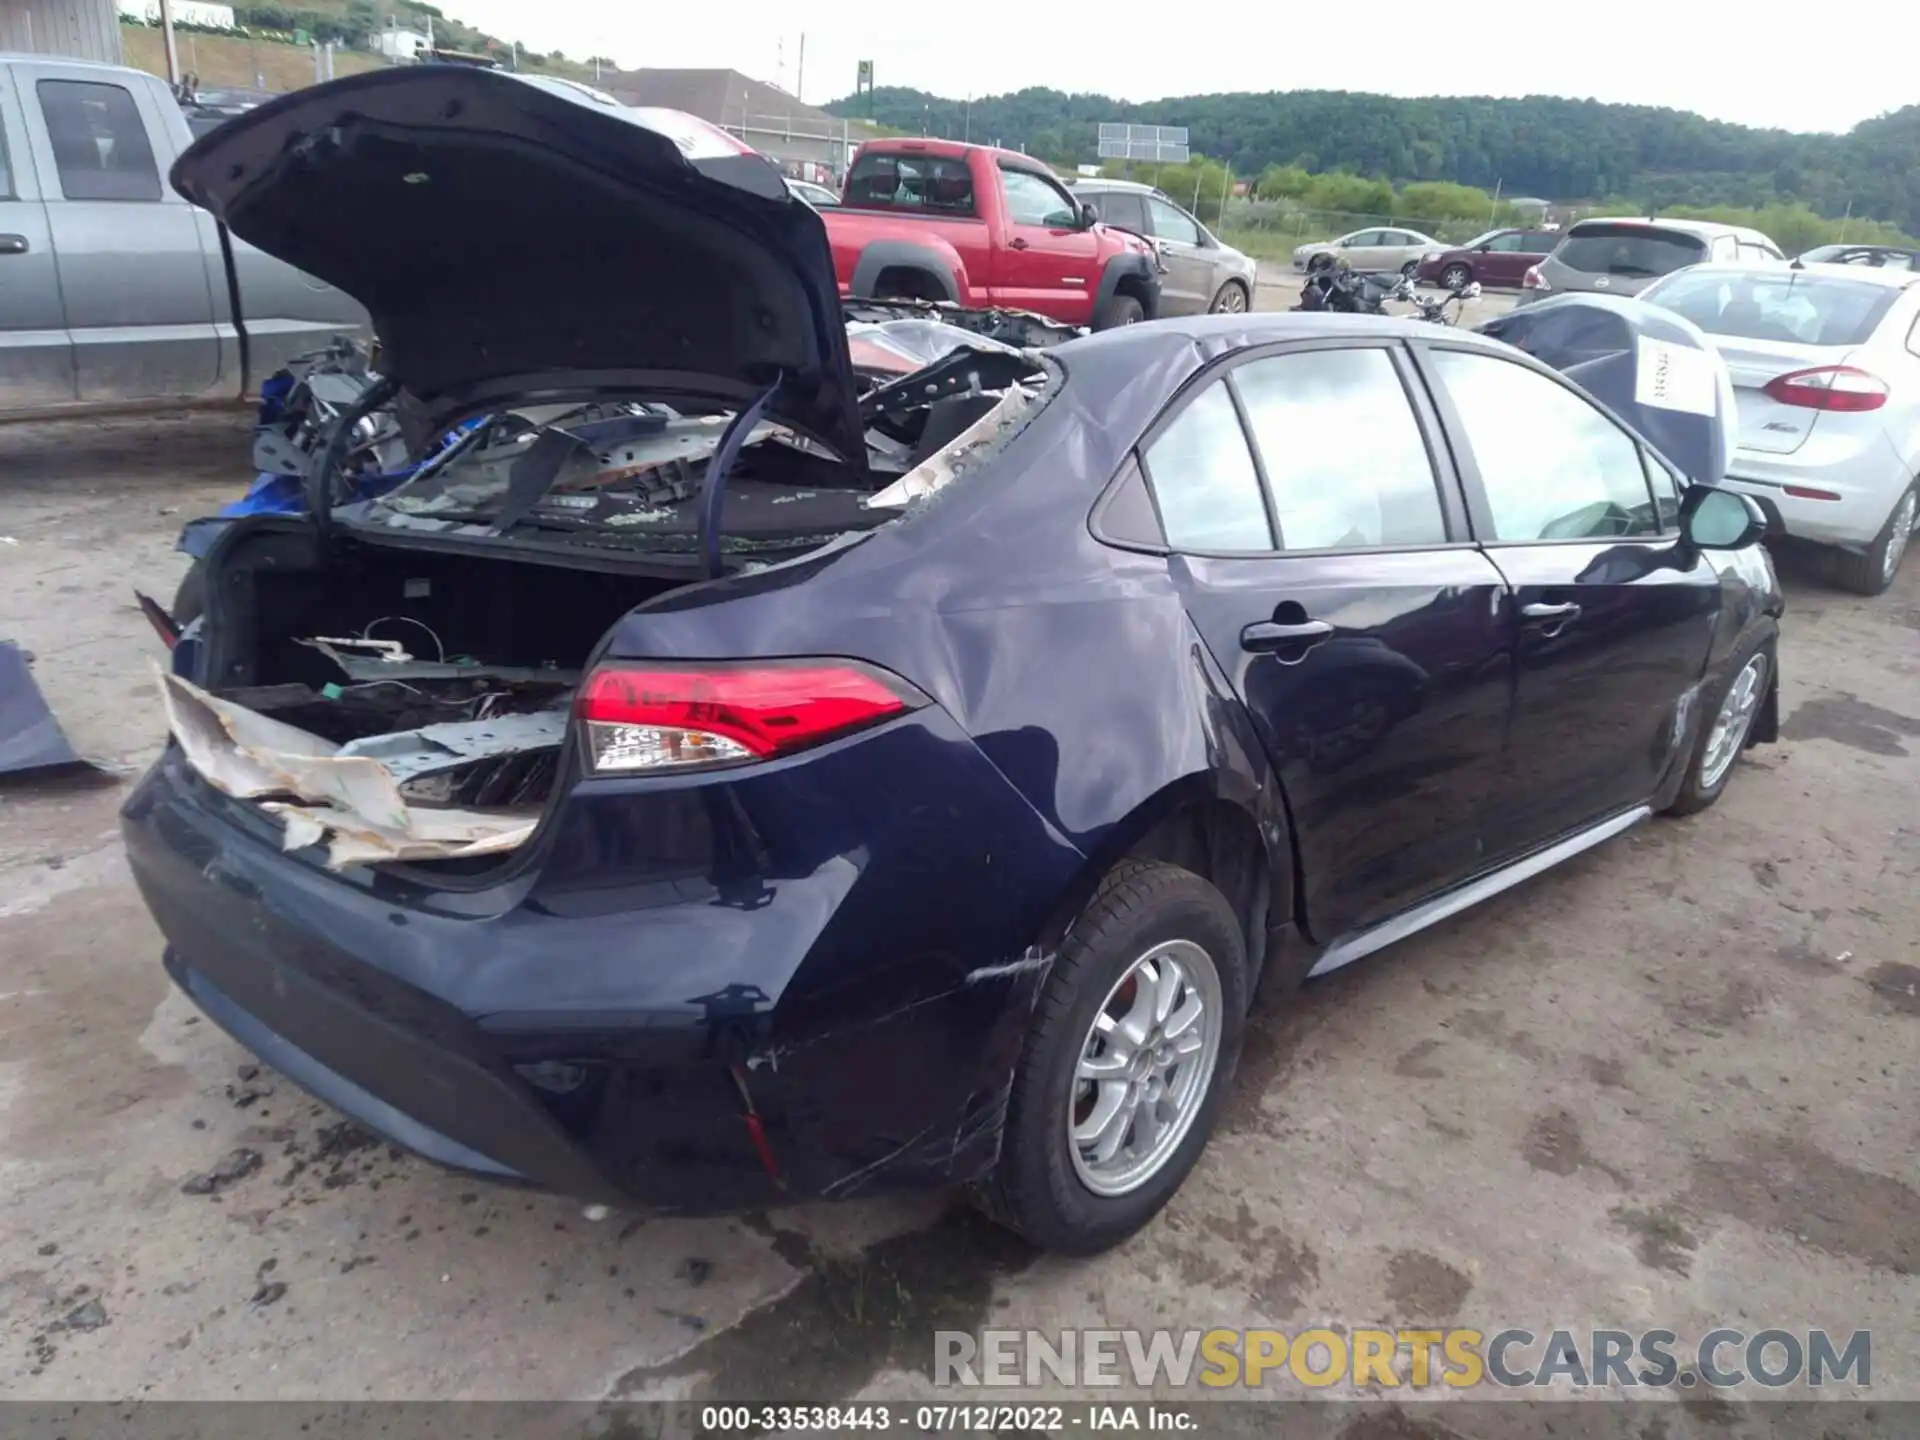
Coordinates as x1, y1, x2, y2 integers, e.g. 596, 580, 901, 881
178, 524, 697, 871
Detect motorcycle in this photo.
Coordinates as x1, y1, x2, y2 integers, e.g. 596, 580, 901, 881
1293, 255, 1405, 314
1406, 279, 1482, 326
1294, 254, 1481, 324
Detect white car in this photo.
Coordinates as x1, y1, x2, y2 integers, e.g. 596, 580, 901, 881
1293, 226, 1443, 276
1640, 262, 1920, 594
786, 178, 841, 208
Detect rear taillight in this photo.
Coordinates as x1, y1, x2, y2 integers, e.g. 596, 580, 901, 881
1762, 366, 1889, 412
574, 660, 921, 774
1522, 265, 1548, 291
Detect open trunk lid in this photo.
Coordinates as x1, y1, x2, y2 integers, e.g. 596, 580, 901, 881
169, 65, 868, 466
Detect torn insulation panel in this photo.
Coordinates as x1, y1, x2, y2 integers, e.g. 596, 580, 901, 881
154, 663, 549, 869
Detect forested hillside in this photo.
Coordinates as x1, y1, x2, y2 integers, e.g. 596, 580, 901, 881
826, 86, 1920, 234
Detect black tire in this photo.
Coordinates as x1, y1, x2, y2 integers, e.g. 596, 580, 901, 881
1830, 482, 1917, 596
972, 859, 1248, 1255
1662, 633, 1774, 817
1400, 260, 1419, 277
1208, 280, 1250, 314
1440, 262, 1472, 291
172, 560, 206, 628
1091, 293, 1146, 331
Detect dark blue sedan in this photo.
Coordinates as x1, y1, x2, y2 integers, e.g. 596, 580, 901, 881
126, 66, 1782, 1256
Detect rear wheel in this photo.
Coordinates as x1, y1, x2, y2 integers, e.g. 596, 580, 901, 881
1092, 293, 1146, 330
972, 860, 1247, 1255
1831, 483, 1917, 596
1400, 260, 1419, 277
1440, 263, 1472, 291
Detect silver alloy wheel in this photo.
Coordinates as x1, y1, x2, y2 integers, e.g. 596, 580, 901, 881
1213, 283, 1248, 313
1068, 938, 1223, 1197
1700, 652, 1768, 791
1882, 489, 1917, 584
1442, 264, 1471, 291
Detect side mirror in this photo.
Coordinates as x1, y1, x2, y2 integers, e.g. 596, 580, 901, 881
1078, 202, 1099, 229
1462, 281, 1482, 298
1682, 487, 1767, 550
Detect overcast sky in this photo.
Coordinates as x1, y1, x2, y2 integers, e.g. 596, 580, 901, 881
444, 1, 1905, 136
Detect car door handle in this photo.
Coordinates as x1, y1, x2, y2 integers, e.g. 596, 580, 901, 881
1521, 601, 1582, 621
1008, 237, 1029, 250
0, 235, 29, 256
1241, 619, 1334, 653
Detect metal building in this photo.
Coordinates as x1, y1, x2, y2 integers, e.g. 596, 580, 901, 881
0, 0, 126, 64
604, 69, 873, 181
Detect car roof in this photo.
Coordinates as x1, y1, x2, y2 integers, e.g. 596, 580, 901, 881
1064, 311, 1514, 360
1669, 260, 1920, 290
1071, 178, 1160, 194
1571, 216, 1770, 242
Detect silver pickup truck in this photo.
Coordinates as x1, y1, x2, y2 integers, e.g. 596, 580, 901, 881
0, 54, 367, 414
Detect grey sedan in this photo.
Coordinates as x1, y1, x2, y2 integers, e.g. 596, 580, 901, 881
1071, 180, 1258, 315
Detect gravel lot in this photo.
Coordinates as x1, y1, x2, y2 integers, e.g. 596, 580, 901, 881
0, 405, 1913, 1409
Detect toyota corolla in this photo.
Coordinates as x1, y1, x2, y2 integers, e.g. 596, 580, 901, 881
124, 67, 1784, 1256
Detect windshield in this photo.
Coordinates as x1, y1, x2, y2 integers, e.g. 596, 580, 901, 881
1645, 270, 1901, 347
1555, 225, 1707, 278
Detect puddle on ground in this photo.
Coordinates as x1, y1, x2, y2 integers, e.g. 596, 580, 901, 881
614, 1202, 1036, 1402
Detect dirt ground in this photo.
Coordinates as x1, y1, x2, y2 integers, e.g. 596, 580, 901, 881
0, 410, 1914, 1411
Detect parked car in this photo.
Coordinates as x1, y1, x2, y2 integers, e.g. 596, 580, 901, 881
786, 177, 841, 208
1518, 217, 1784, 307
1414, 228, 1560, 291
176, 83, 274, 139
1794, 244, 1918, 271
133, 64, 1781, 1258
1292, 226, 1443, 276
1639, 261, 1920, 593
1070, 178, 1258, 315
0, 53, 367, 413
821, 139, 1161, 329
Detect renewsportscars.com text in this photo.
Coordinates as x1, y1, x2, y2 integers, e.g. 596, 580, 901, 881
935, 1327, 1872, 1391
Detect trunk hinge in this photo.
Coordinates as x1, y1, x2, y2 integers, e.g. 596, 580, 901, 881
698, 376, 784, 579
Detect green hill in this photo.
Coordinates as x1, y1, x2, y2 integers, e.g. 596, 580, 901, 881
826, 86, 1920, 235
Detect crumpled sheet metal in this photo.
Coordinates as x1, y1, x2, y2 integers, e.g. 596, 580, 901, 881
863, 382, 1036, 510
153, 663, 539, 869
845, 317, 1026, 377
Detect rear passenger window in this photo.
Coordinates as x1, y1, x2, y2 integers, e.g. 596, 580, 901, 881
1431, 349, 1660, 542
38, 80, 161, 201
1232, 349, 1447, 549
1141, 384, 1273, 552
843, 152, 974, 217
0, 121, 12, 198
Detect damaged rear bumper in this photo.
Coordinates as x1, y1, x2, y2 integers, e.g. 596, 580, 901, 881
122, 705, 1081, 1211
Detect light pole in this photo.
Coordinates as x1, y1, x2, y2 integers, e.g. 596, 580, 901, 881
157, 0, 180, 85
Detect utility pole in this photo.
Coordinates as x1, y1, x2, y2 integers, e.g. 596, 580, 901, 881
965, 93, 972, 143
157, 0, 180, 85
796, 34, 805, 103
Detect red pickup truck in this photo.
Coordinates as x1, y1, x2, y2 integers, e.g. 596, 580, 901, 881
821, 139, 1162, 330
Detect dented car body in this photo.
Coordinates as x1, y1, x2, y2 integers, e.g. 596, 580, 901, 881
123, 67, 1785, 1244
